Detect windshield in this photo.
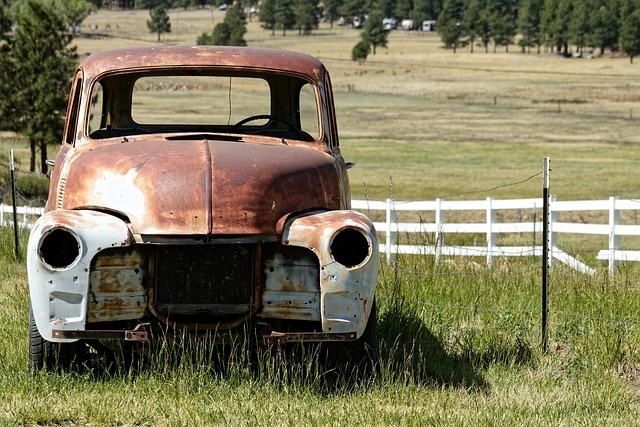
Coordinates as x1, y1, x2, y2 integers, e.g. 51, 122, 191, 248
86, 71, 321, 142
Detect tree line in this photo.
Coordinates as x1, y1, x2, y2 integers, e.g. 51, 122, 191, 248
438, 0, 640, 62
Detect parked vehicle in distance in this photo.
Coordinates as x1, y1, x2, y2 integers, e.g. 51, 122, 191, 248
401, 19, 414, 31
383, 17, 397, 31
422, 20, 436, 32
27, 46, 379, 371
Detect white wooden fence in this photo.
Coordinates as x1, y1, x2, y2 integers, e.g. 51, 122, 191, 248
352, 197, 640, 275
0, 204, 44, 230
6, 198, 640, 274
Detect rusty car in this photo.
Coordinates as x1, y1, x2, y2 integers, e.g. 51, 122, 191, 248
27, 46, 379, 370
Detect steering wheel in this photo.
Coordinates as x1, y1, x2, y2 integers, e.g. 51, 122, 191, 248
233, 114, 297, 131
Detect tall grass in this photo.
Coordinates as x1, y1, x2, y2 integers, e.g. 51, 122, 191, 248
1, 225, 640, 423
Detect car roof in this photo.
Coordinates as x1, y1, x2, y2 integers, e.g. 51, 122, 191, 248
79, 46, 327, 83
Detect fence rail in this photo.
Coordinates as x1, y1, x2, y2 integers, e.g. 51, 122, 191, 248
0, 204, 44, 230
6, 197, 640, 274
352, 196, 640, 275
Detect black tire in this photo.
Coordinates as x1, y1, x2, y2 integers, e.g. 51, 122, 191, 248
29, 308, 82, 373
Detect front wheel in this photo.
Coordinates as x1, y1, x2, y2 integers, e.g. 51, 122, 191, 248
28, 308, 83, 372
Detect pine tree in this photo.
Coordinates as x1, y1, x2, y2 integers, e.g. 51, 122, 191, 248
553, 0, 572, 54
413, 0, 442, 21
324, 0, 343, 28
362, 8, 388, 54
338, 0, 365, 22
197, 3, 246, 45
259, 0, 276, 35
395, 0, 412, 19
9, 0, 77, 173
55, 0, 93, 34
464, 0, 484, 53
540, 0, 558, 51
589, 4, 618, 55
437, 0, 465, 52
226, 4, 247, 45
569, 0, 589, 53
518, 0, 542, 53
351, 39, 370, 63
621, 10, 640, 63
147, 4, 171, 41
487, 0, 517, 52
294, 0, 320, 35
275, 0, 294, 36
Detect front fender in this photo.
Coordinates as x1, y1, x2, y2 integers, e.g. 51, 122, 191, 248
27, 210, 132, 342
282, 210, 378, 338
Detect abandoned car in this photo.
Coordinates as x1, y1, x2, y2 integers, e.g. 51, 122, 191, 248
27, 46, 379, 370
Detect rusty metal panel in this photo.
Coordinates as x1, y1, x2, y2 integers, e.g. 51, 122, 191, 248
261, 246, 320, 321
79, 46, 326, 84
87, 249, 146, 323
59, 139, 342, 236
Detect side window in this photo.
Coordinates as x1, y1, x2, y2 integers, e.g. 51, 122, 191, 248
88, 82, 105, 136
298, 84, 320, 140
64, 76, 82, 145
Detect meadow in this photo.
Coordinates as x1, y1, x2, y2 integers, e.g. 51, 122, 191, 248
1, 6, 640, 425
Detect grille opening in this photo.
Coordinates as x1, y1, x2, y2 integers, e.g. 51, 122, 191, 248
330, 228, 370, 268
154, 245, 255, 321
39, 228, 80, 269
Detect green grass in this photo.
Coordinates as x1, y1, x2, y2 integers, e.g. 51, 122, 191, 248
2, 7, 640, 424
2, 227, 640, 424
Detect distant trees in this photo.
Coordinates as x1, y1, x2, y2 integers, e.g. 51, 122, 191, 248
198, 3, 247, 45
294, 0, 320, 35
259, 0, 276, 34
147, 4, 171, 41
55, 0, 93, 34
437, 0, 465, 52
0, 0, 77, 174
351, 39, 369, 63
361, 8, 388, 53
275, 0, 295, 36
426, 0, 640, 61
621, 10, 640, 63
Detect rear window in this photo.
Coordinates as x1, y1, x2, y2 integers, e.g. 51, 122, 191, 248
131, 76, 271, 126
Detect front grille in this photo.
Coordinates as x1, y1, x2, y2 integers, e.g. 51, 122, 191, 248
155, 245, 255, 313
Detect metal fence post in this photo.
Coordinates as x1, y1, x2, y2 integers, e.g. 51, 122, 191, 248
608, 196, 619, 275
435, 198, 443, 263
385, 198, 396, 264
549, 195, 557, 266
10, 149, 19, 260
486, 197, 495, 267
542, 157, 550, 353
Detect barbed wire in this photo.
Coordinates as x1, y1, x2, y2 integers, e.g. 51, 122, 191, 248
553, 170, 640, 206
391, 171, 543, 204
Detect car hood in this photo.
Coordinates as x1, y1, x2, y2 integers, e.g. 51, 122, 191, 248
58, 138, 343, 235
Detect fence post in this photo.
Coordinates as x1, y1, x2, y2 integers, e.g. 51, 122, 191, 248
435, 198, 444, 263
608, 196, 619, 275
542, 157, 550, 354
549, 195, 557, 266
10, 150, 19, 260
385, 198, 396, 264
0, 203, 3, 227
486, 197, 495, 267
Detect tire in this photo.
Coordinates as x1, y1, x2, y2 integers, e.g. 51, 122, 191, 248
29, 308, 81, 373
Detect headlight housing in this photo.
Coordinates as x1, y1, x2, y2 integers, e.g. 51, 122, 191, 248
38, 227, 81, 270
330, 227, 372, 268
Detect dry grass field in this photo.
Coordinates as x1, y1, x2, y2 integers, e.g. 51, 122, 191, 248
1, 7, 640, 425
